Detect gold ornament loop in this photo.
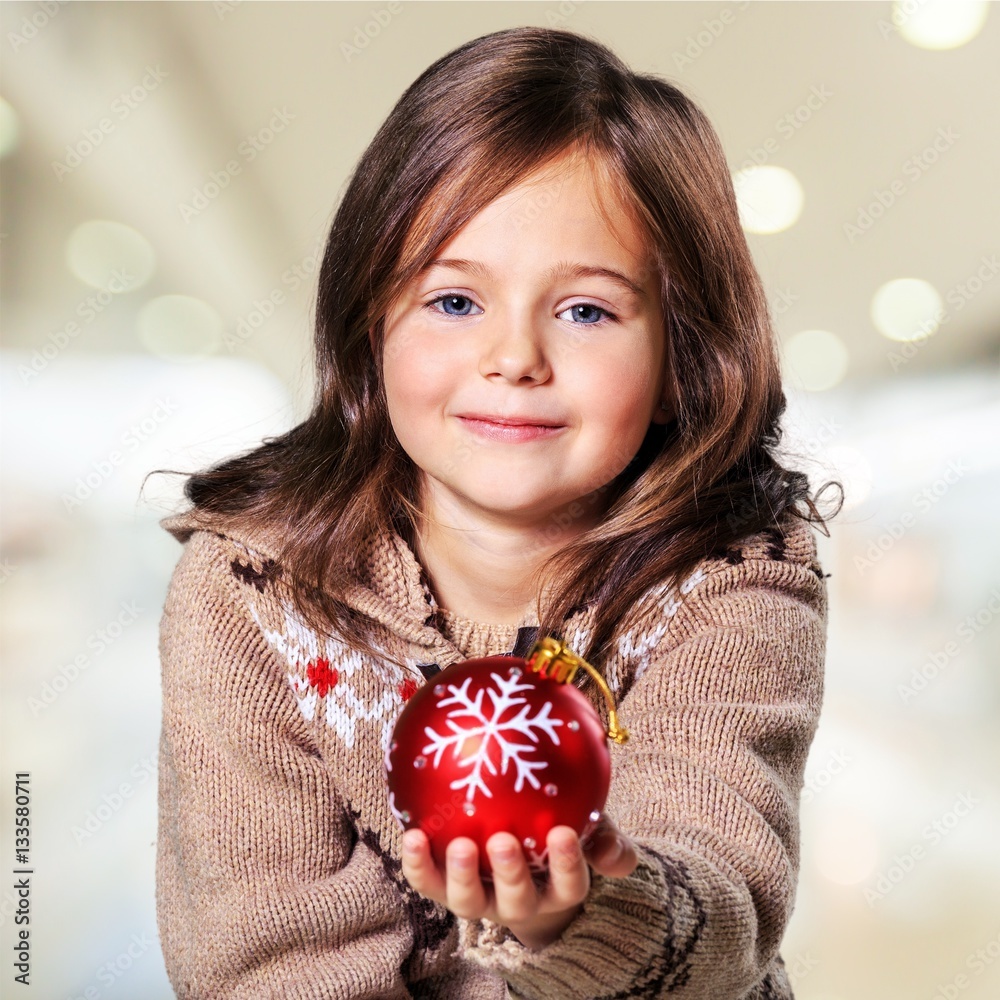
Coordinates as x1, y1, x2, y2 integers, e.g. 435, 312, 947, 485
526, 637, 629, 745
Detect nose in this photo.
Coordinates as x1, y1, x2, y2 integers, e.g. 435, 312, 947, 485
478, 310, 552, 385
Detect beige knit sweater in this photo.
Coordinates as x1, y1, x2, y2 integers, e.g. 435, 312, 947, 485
155, 506, 827, 999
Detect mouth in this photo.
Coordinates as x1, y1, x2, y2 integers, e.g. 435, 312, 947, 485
456, 413, 565, 428
456, 414, 566, 442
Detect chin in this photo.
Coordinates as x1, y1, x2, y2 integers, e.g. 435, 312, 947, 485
479, 495, 583, 527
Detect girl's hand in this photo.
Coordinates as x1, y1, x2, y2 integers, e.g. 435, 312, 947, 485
400, 817, 638, 951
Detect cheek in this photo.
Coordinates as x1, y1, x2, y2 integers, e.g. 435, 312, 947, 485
573, 346, 661, 431
383, 336, 452, 428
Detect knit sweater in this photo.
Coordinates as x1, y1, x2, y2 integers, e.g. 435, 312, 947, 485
155, 506, 828, 1000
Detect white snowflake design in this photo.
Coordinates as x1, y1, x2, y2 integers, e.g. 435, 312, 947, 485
423, 671, 564, 803
249, 599, 420, 751
523, 841, 550, 872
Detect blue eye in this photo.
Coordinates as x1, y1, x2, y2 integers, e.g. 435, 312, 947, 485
558, 303, 614, 325
426, 294, 481, 317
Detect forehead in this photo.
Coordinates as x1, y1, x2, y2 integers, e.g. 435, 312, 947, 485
421, 142, 642, 233
426, 150, 653, 273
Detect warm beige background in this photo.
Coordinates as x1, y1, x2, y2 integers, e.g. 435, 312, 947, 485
1, 3, 998, 998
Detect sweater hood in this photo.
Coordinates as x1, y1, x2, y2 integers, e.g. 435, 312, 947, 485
157, 507, 565, 656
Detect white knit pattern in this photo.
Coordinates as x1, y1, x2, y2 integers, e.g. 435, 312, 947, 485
249, 599, 422, 751
615, 567, 706, 685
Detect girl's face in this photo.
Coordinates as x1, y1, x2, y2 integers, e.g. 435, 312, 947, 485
379, 148, 669, 534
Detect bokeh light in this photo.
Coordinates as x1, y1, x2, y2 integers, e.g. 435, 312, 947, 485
65, 220, 156, 293
732, 165, 804, 234
137, 295, 224, 361
871, 278, 944, 342
895, 0, 990, 50
784, 329, 850, 391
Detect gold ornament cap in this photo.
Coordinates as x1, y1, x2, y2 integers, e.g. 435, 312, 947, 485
526, 637, 629, 745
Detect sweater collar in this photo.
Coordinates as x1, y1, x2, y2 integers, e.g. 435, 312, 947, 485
341, 523, 597, 659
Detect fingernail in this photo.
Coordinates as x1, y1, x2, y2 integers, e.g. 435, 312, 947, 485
559, 843, 583, 866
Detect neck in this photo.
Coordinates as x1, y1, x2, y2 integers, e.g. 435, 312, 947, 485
413, 500, 599, 626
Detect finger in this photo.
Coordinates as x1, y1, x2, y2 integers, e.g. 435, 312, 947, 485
585, 823, 639, 879
444, 838, 489, 919
486, 833, 539, 925
401, 828, 447, 901
582, 814, 617, 854
543, 826, 590, 910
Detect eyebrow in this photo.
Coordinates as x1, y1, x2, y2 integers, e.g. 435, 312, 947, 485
420, 258, 646, 298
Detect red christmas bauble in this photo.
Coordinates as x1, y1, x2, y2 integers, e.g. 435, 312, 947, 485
385, 645, 616, 878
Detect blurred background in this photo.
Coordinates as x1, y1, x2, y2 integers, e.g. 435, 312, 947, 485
1, 2, 998, 997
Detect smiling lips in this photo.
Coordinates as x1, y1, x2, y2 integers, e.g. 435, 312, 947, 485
456, 413, 565, 443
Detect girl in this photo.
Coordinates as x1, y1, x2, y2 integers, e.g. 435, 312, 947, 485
155, 25, 838, 1000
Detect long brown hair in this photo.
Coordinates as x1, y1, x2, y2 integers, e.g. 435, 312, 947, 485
158, 26, 841, 667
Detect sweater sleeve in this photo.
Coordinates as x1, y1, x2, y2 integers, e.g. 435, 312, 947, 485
456, 534, 827, 999
156, 529, 417, 999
